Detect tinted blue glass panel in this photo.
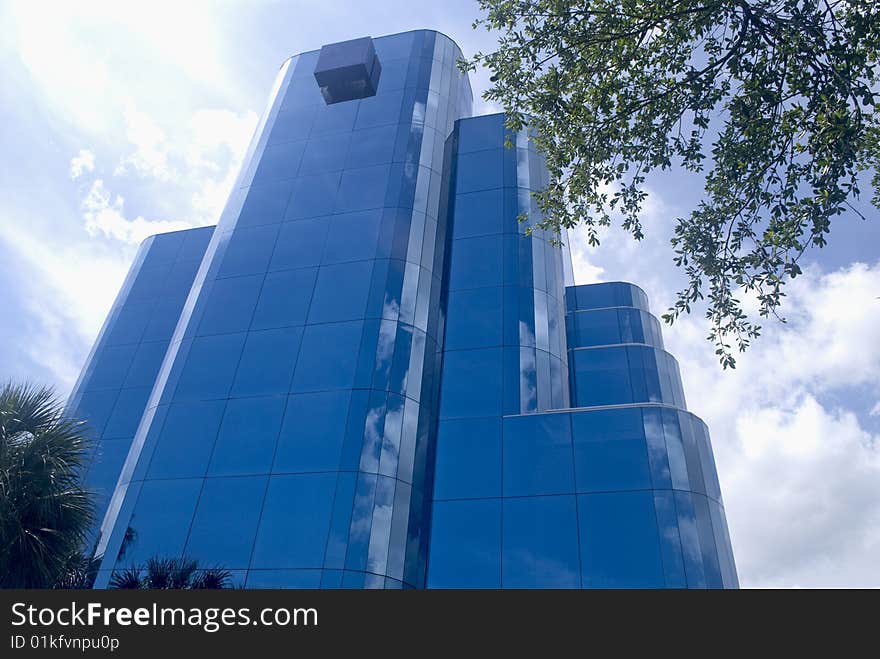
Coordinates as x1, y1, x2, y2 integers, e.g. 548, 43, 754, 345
457, 114, 504, 153
270, 217, 330, 270
103, 387, 150, 439
146, 400, 224, 478
642, 408, 673, 489
324, 210, 382, 263
251, 141, 306, 184
336, 164, 391, 211
444, 286, 503, 350
208, 396, 285, 476
116, 478, 202, 566
126, 267, 167, 301
236, 180, 293, 227
307, 260, 373, 323
184, 476, 267, 569
355, 90, 405, 129
452, 189, 504, 238
144, 233, 183, 263
274, 390, 351, 473
654, 490, 687, 588
571, 409, 652, 492
197, 275, 262, 335
455, 149, 503, 193
86, 344, 137, 390
503, 413, 573, 497
674, 491, 708, 588
142, 299, 185, 341
679, 412, 707, 496
162, 260, 200, 301
427, 499, 501, 588
268, 107, 316, 144
502, 496, 580, 588
123, 341, 169, 389
251, 473, 336, 568
433, 417, 501, 499
291, 321, 364, 392
178, 227, 213, 260
311, 101, 358, 135
300, 133, 350, 172
75, 390, 118, 437
344, 472, 377, 571
230, 327, 302, 396
571, 348, 632, 406
251, 268, 317, 330
572, 284, 615, 310
323, 473, 358, 569
285, 172, 341, 219
578, 492, 665, 588
246, 570, 322, 588
439, 348, 502, 419
567, 309, 621, 347
86, 439, 131, 494
105, 302, 153, 346
346, 125, 397, 168
662, 409, 690, 491
692, 493, 723, 588
217, 225, 279, 278
448, 235, 502, 290
173, 333, 246, 401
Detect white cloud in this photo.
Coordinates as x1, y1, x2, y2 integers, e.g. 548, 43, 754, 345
81, 179, 195, 244
69, 149, 95, 179
186, 109, 258, 220
0, 218, 133, 392
568, 194, 880, 587
722, 396, 880, 588
115, 103, 172, 180
674, 264, 880, 587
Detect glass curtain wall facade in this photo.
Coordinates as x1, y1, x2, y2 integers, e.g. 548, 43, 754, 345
90, 30, 472, 589
66, 227, 213, 550
77, 29, 737, 589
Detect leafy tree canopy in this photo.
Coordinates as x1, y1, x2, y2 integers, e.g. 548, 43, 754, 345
464, 0, 880, 366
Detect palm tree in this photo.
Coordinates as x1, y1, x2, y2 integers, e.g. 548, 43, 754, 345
0, 382, 95, 588
109, 557, 232, 589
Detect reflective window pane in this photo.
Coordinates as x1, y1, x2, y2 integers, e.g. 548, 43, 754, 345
115, 479, 202, 567
251, 268, 317, 330
173, 333, 246, 401
291, 321, 364, 392
427, 499, 501, 588
503, 413, 573, 497
307, 261, 373, 323
197, 275, 262, 335
251, 473, 337, 568
502, 495, 579, 588
185, 476, 267, 569
270, 217, 330, 270
274, 390, 351, 473
444, 286, 503, 350
571, 409, 651, 492
147, 400, 224, 479
578, 492, 665, 588
438, 348, 502, 419
433, 417, 501, 499
231, 327, 302, 397
208, 396, 285, 477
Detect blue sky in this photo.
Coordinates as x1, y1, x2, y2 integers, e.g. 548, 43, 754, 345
1, 0, 878, 587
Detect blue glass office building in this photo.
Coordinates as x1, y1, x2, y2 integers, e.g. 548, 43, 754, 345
73, 30, 737, 589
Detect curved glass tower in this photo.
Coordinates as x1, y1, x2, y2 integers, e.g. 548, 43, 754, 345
81, 29, 737, 589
